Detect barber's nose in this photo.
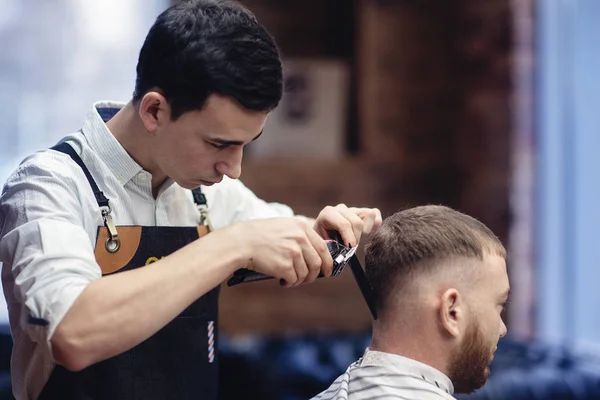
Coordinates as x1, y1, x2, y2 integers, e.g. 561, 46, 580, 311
215, 147, 243, 179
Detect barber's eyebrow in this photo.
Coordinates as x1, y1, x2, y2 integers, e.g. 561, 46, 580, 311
209, 130, 263, 146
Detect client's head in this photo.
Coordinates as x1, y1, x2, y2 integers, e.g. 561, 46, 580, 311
365, 205, 509, 394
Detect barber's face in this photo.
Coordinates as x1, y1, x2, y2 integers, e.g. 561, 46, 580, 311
149, 93, 267, 189
449, 254, 509, 393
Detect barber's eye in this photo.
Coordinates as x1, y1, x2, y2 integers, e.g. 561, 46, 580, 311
209, 142, 228, 150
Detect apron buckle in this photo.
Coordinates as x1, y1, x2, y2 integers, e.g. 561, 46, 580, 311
197, 204, 213, 232
102, 206, 121, 253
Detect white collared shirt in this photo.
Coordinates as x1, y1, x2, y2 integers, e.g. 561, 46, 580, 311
311, 349, 456, 400
0, 101, 296, 400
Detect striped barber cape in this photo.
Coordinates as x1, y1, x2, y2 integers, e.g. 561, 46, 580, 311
311, 349, 456, 400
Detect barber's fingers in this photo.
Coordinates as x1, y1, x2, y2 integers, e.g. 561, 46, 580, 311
314, 204, 363, 247
348, 207, 383, 235
303, 227, 333, 283
288, 246, 309, 287
334, 204, 365, 246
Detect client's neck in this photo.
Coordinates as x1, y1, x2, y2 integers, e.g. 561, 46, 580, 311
370, 311, 451, 376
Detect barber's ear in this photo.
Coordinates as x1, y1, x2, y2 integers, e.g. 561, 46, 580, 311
138, 91, 171, 132
439, 288, 462, 338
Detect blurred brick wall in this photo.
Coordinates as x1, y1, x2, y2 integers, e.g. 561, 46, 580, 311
218, 0, 516, 336
454, 0, 513, 246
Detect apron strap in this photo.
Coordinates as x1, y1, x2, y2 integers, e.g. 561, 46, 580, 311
50, 142, 211, 231
191, 187, 212, 231
50, 142, 110, 209
51, 142, 120, 251
191, 187, 207, 207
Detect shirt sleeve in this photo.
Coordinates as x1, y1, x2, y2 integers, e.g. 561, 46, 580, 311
0, 154, 102, 348
202, 176, 302, 228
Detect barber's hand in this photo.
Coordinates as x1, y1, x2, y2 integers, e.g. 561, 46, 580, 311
313, 204, 383, 247
231, 217, 334, 287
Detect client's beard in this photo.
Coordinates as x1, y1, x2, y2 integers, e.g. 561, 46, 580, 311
448, 320, 494, 394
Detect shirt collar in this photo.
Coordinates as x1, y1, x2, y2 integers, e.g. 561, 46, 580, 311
361, 349, 455, 395
80, 101, 144, 186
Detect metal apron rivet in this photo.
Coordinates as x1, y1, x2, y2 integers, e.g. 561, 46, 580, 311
105, 237, 121, 253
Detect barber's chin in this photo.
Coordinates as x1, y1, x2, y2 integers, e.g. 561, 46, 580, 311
199, 180, 217, 186
177, 181, 198, 190
175, 181, 201, 190
177, 179, 213, 189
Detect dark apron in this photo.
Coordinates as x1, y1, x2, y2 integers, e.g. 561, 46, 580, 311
38, 143, 220, 400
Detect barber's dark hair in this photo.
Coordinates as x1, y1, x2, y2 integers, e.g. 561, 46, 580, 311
365, 205, 506, 312
133, 0, 283, 120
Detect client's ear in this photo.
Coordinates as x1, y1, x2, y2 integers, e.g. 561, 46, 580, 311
439, 288, 463, 338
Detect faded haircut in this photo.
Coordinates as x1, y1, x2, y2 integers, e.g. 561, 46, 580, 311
365, 205, 506, 311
